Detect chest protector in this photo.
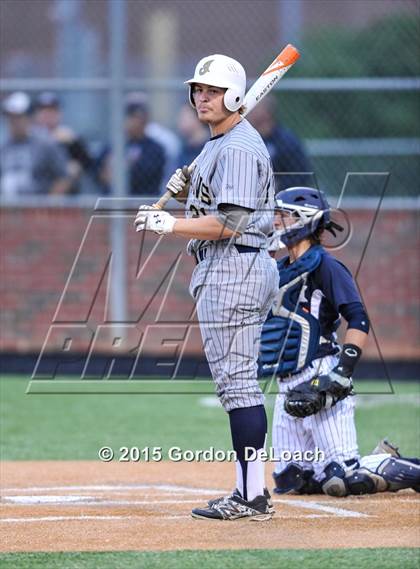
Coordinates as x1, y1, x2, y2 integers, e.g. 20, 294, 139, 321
259, 245, 324, 377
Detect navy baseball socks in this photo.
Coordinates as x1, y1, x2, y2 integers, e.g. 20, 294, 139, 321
191, 405, 275, 520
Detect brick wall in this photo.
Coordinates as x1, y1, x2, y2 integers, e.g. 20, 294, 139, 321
0, 206, 419, 361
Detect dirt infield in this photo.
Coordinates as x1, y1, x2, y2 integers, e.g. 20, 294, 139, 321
1, 461, 419, 552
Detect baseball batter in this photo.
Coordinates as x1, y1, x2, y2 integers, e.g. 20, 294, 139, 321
135, 54, 278, 520
259, 187, 370, 496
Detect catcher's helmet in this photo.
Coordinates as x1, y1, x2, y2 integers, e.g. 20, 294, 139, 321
274, 187, 332, 247
185, 54, 246, 112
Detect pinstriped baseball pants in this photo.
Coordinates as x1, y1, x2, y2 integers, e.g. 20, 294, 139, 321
272, 354, 359, 479
190, 250, 278, 412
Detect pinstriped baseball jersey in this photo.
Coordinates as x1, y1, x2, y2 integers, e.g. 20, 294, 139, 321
186, 118, 274, 252
185, 117, 278, 412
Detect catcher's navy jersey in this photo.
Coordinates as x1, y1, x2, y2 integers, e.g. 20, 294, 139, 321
286, 249, 365, 357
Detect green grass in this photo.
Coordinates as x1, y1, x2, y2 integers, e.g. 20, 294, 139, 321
0, 377, 419, 460
0, 548, 418, 569
354, 380, 420, 456
0, 376, 228, 460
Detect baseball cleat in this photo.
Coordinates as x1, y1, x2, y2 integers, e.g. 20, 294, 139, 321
192, 492, 274, 521
207, 487, 275, 514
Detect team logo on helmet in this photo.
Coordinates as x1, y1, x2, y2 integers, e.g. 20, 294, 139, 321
199, 60, 214, 75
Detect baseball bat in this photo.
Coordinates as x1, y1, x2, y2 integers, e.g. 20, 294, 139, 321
153, 43, 300, 210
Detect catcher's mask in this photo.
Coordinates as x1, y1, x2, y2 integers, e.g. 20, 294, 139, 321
274, 187, 343, 247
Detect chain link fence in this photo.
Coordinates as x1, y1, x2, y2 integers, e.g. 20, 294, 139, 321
1, 0, 419, 370
1, 0, 419, 198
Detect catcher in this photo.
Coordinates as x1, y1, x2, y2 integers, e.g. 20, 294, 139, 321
259, 186, 370, 497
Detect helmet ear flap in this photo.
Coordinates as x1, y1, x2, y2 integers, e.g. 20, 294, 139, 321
224, 87, 243, 112
309, 210, 325, 232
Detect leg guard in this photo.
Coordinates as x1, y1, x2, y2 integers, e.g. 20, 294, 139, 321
377, 457, 420, 492
346, 468, 385, 494
273, 464, 306, 494
321, 462, 348, 497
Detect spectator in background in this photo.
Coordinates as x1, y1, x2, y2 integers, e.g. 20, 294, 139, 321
96, 92, 165, 196
141, 95, 181, 192
33, 92, 93, 194
248, 94, 311, 192
0, 92, 69, 196
175, 104, 208, 168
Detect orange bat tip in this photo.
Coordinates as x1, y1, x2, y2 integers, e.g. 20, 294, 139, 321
261, 44, 301, 76
280, 44, 301, 64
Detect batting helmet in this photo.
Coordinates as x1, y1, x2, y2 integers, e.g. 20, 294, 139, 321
185, 54, 246, 112
274, 187, 332, 247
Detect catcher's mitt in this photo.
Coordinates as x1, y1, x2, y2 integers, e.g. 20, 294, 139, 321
284, 372, 353, 418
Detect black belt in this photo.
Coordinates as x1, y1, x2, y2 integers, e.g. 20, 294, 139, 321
195, 244, 260, 264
